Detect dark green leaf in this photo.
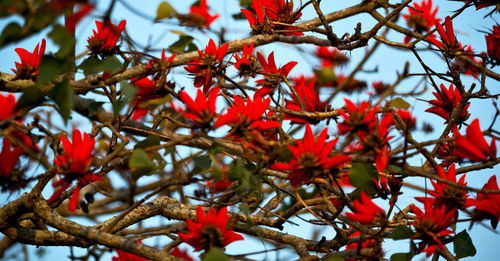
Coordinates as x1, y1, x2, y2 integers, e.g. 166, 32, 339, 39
0, 22, 22, 46
276, 145, 293, 162
78, 56, 103, 76
129, 149, 156, 179
314, 68, 336, 83
49, 78, 73, 123
348, 162, 379, 187
390, 253, 412, 261
88, 102, 104, 117
325, 257, 345, 261
120, 81, 137, 101
454, 230, 476, 258
156, 1, 176, 20
37, 55, 65, 83
135, 135, 161, 149
102, 56, 122, 73
204, 247, 231, 261
48, 24, 75, 57
390, 97, 410, 110
193, 156, 212, 170
170, 33, 195, 53
388, 226, 415, 240
15, 86, 46, 110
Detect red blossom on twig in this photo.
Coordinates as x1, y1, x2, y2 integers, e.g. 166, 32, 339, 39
169, 247, 194, 261
87, 20, 126, 56
271, 124, 350, 187
178, 205, 244, 251
0, 93, 18, 121
179, 87, 220, 129
345, 192, 385, 224
430, 16, 460, 54
284, 77, 328, 125
425, 83, 470, 124
254, 51, 297, 98
234, 42, 258, 77
468, 175, 500, 229
241, 0, 303, 36
11, 39, 46, 81
453, 118, 496, 162
64, 3, 93, 33
315, 46, 348, 68
403, 0, 440, 44
188, 0, 219, 27
485, 25, 500, 66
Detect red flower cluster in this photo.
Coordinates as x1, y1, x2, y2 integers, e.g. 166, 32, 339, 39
234, 42, 258, 77
241, 0, 303, 35
178, 205, 244, 251
485, 25, 500, 66
403, 0, 440, 44
214, 96, 280, 139
184, 39, 229, 93
254, 51, 297, 98
11, 39, 46, 81
87, 20, 126, 56
112, 241, 148, 261
179, 87, 220, 129
416, 164, 470, 211
271, 124, 350, 187
410, 199, 455, 256
130, 77, 157, 120
187, 0, 219, 27
284, 77, 327, 124
50, 129, 101, 211
453, 119, 496, 162
345, 231, 381, 261
469, 175, 500, 228
345, 192, 385, 224
425, 83, 470, 124
0, 93, 18, 121
430, 16, 460, 55
315, 46, 348, 68
0, 139, 23, 185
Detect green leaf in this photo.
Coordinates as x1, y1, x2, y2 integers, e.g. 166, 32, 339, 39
135, 135, 161, 149
102, 56, 122, 73
204, 247, 231, 261
37, 55, 65, 84
129, 149, 157, 179
388, 226, 415, 240
78, 56, 103, 76
390, 97, 410, 110
88, 102, 104, 117
0, 22, 22, 47
314, 68, 336, 83
326, 257, 345, 261
15, 86, 46, 110
276, 145, 293, 162
49, 78, 73, 123
170, 32, 195, 53
390, 253, 412, 261
193, 156, 212, 170
120, 81, 137, 102
454, 230, 476, 258
48, 24, 75, 57
348, 162, 379, 187
156, 1, 176, 20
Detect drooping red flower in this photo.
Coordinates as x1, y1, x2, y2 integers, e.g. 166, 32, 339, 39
402, 0, 440, 44
0, 93, 19, 121
178, 205, 244, 251
453, 118, 496, 162
345, 192, 385, 224
50, 129, 101, 212
416, 164, 470, 211
64, 3, 94, 33
410, 199, 455, 257
271, 124, 350, 187
315, 46, 349, 68
169, 247, 194, 261
337, 99, 379, 139
485, 25, 500, 66
112, 241, 148, 261
241, 0, 303, 36
11, 39, 46, 81
425, 83, 470, 124
429, 16, 460, 54
254, 51, 298, 98
184, 39, 229, 93
0, 139, 23, 181
468, 175, 500, 228
179, 87, 219, 129
87, 20, 126, 56
284, 77, 328, 124
234, 42, 258, 77
130, 77, 157, 120
214, 96, 280, 139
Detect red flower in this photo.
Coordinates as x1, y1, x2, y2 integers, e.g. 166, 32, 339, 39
179, 87, 220, 129
453, 118, 496, 162
11, 39, 46, 81
485, 25, 500, 66
169, 247, 194, 261
184, 39, 229, 93
112, 241, 148, 261
0, 93, 18, 121
468, 175, 500, 227
345, 231, 381, 261
284, 77, 328, 124
241, 0, 303, 36
451, 44, 482, 78
234, 42, 258, 77
64, 3, 94, 33
189, 0, 219, 27
50, 129, 101, 211
395, 109, 416, 129
425, 83, 470, 124
402, 0, 440, 44
130, 77, 157, 120
254, 51, 297, 98
206, 166, 233, 193
87, 20, 126, 56
214, 96, 280, 139
416, 164, 470, 211
337, 99, 379, 139
0, 139, 23, 181
345, 192, 385, 224
271, 124, 350, 187
315, 46, 348, 68
178, 205, 244, 251
410, 199, 455, 257
430, 16, 460, 54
